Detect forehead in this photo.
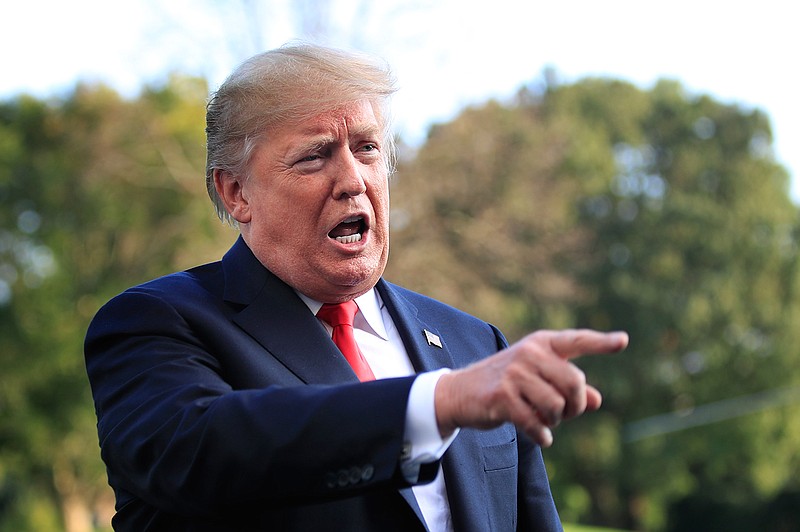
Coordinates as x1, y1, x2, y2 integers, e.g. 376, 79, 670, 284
278, 100, 383, 142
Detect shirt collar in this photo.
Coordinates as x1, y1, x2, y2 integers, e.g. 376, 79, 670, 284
295, 287, 388, 341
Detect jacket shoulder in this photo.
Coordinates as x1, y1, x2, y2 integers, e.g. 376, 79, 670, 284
379, 279, 509, 351
381, 280, 492, 326
111, 261, 223, 306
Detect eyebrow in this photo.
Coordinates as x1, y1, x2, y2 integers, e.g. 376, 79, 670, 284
293, 123, 382, 154
287, 135, 335, 160
348, 122, 382, 140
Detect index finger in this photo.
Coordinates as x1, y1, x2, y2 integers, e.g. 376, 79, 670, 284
545, 329, 629, 360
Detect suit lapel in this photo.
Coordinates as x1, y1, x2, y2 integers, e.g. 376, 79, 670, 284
221, 243, 451, 383
375, 280, 456, 374
377, 279, 492, 532
222, 237, 358, 385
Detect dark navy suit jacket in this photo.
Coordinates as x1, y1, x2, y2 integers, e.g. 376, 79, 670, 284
85, 237, 562, 531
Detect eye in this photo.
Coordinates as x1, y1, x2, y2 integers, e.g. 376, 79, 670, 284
294, 150, 327, 169
356, 143, 381, 158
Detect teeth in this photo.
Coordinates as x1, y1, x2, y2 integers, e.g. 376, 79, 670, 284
335, 234, 362, 244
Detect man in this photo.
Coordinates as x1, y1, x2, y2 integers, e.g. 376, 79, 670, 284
85, 44, 627, 531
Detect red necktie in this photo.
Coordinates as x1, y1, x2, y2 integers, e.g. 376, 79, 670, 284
317, 301, 375, 381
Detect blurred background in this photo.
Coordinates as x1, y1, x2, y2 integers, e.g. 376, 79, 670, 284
1, 1, 798, 530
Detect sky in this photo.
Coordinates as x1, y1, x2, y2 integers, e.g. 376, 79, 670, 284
3, 0, 798, 200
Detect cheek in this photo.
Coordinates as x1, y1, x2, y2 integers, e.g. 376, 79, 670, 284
250, 196, 295, 244
370, 177, 391, 215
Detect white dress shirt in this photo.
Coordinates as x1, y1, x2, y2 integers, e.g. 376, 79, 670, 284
296, 288, 456, 532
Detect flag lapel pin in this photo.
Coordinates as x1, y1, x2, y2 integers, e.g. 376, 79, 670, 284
423, 329, 442, 348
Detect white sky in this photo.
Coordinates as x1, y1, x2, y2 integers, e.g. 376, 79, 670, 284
3, 0, 798, 200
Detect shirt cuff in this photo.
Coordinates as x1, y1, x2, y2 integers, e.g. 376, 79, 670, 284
400, 369, 460, 483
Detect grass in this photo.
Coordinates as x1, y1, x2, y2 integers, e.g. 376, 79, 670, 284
563, 524, 630, 532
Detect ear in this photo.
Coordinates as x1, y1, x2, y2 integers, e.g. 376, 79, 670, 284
214, 169, 252, 224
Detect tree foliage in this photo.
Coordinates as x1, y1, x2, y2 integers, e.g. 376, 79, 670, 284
1, 71, 799, 531
0, 78, 232, 531
387, 77, 800, 530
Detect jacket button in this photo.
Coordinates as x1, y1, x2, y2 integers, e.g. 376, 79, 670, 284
325, 472, 337, 489
361, 465, 374, 481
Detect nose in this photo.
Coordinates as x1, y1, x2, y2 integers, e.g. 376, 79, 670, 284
331, 151, 367, 199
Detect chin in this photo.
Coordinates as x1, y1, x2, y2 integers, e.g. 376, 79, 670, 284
330, 261, 384, 293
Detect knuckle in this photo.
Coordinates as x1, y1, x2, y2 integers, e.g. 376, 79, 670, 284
550, 395, 567, 414
521, 417, 541, 436
540, 396, 565, 423
567, 365, 587, 392
527, 330, 552, 349
559, 329, 581, 352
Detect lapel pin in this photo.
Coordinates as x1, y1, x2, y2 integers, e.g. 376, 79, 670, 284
423, 329, 442, 348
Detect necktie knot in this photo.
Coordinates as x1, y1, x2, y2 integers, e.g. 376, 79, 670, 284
317, 300, 358, 328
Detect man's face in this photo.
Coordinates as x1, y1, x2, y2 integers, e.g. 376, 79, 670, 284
233, 100, 390, 303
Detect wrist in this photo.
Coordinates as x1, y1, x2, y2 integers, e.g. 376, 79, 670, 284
434, 371, 458, 438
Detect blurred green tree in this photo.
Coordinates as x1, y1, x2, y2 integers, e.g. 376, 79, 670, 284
1, 65, 798, 531
566, 79, 800, 531
0, 78, 232, 531
387, 77, 800, 530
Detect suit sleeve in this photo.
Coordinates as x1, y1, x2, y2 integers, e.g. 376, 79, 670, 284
85, 288, 418, 516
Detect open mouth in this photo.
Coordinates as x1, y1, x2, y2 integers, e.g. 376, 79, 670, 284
328, 216, 366, 244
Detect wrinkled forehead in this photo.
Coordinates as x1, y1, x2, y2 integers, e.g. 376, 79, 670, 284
275, 91, 389, 132
288, 100, 383, 136
253, 99, 390, 159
